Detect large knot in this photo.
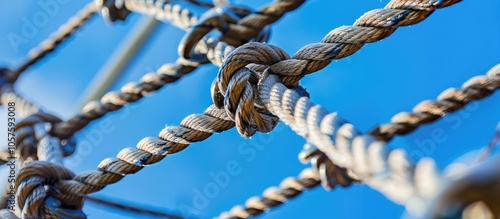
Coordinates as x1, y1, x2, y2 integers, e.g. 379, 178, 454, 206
95, 0, 130, 22
178, 5, 271, 65
15, 161, 85, 219
213, 42, 305, 136
299, 143, 359, 190
16, 112, 77, 166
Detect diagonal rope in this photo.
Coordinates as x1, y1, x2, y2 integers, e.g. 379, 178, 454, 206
49, 0, 304, 139
4, 104, 235, 218
218, 63, 500, 218
86, 196, 184, 219
255, 63, 500, 214
219, 168, 321, 219
6, 2, 97, 83
218, 144, 358, 219
214, 0, 463, 137
475, 121, 500, 163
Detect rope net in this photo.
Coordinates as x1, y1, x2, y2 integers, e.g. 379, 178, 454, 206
0, 0, 499, 218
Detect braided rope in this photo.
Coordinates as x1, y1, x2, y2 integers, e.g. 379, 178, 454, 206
219, 168, 321, 219
51, 58, 200, 139
214, 0, 463, 137
8, 105, 235, 218
0, 85, 40, 118
86, 196, 183, 219
218, 144, 358, 219
121, 0, 213, 30
255, 64, 500, 213
219, 62, 500, 218
7, 2, 97, 83
0, 114, 84, 218
50, 0, 304, 139
369, 63, 500, 141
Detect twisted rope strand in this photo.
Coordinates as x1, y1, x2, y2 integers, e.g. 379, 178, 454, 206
86, 196, 183, 219
370, 64, 500, 141
219, 144, 358, 219
10, 105, 235, 219
215, 0, 463, 137
255, 64, 500, 213
0, 85, 40, 117
122, 0, 213, 30
201, 0, 305, 45
50, 0, 304, 139
219, 168, 321, 219
8, 2, 97, 83
50, 59, 200, 139
217, 62, 500, 217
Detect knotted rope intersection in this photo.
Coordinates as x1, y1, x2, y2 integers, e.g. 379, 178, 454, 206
49, 0, 304, 140
2, 0, 499, 218
215, 39, 499, 216
213, 0, 462, 137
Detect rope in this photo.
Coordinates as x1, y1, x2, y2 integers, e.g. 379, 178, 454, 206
118, 0, 213, 30
424, 155, 500, 218
7, 105, 234, 218
215, 39, 498, 215
218, 144, 358, 219
214, 0, 463, 137
475, 121, 500, 162
219, 168, 321, 219
86, 196, 183, 219
0, 84, 40, 118
369, 63, 500, 141
7, 2, 97, 83
1, 114, 84, 218
259, 63, 499, 212
49, 0, 304, 139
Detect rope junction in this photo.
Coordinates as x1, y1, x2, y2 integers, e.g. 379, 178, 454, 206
0, 0, 499, 218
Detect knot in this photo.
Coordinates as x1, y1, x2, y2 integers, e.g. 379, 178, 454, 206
15, 161, 85, 219
16, 113, 77, 166
95, 0, 130, 22
178, 5, 270, 64
213, 42, 302, 136
299, 143, 359, 190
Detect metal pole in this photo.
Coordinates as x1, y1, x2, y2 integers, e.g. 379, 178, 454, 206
72, 16, 160, 115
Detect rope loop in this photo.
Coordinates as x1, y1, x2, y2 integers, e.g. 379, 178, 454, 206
299, 143, 359, 190
15, 161, 85, 219
95, 0, 131, 22
15, 113, 77, 166
178, 5, 271, 64
213, 42, 312, 136
213, 43, 293, 136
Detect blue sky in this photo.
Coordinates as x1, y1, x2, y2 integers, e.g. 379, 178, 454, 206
1, 0, 500, 218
